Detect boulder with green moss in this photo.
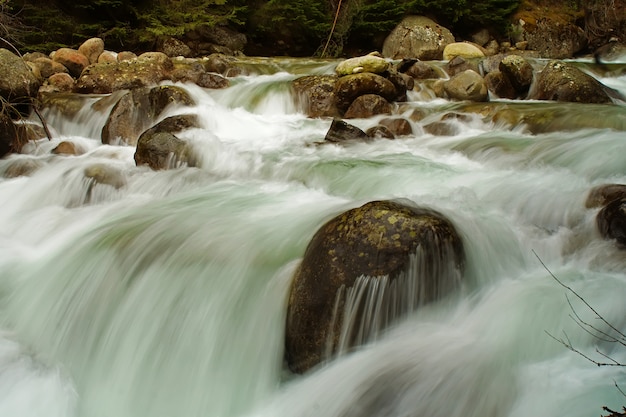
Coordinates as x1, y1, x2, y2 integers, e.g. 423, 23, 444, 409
285, 200, 465, 373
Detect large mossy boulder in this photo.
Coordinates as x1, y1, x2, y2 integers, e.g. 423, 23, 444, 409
285, 200, 465, 373
102, 85, 195, 145
0, 48, 41, 105
382, 16, 455, 60
528, 61, 613, 104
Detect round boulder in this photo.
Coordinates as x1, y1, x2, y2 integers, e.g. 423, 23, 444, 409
78, 38, 105, 64
444, 70, 489, 102
52, 48, 90, 78
0, 48, 41, 103
344, 94, 392, 119
285, 200, 465, 373
382, 16, 455, 60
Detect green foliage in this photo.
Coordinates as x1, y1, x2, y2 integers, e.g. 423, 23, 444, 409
253, 0, 332, 53
135, 0, 248, 47
9, 0, 522, 55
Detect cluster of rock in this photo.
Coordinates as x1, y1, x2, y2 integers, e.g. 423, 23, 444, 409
0, 35, 245, 165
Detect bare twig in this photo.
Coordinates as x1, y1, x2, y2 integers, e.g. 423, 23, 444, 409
533, 250, 626, 368
321, 0, 343, 58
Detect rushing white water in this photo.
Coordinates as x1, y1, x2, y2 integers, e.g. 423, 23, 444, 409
0, 58, 625, 417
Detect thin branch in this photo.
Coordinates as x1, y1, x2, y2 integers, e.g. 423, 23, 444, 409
534, 250, 626, 368
545, 330, 624, 367
320, 0, 342, 58
615, 380, 626, 398
533, 250, 626, 341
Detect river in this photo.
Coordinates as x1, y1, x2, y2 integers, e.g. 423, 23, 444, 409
0, 57, 625, 417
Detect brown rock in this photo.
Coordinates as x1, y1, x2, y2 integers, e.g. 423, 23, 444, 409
596, 197, 626, 247
52, 48, 90, 78
380, 117, 413, 136
444, 70, 489, 102
324, 119, 370, 143
334, 73, 397, 112
586, 184, 626, 209
344, 94, 392, 119
78, 38, 105, 64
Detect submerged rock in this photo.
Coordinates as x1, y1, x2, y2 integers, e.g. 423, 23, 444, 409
324, 119, 370, 143
586, 184, 626, 209
285, 200, 465, 373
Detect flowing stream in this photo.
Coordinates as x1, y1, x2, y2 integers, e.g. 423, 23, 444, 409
0, 57, 625, 417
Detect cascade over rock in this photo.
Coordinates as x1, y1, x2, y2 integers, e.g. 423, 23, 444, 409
586, 184, 626, 209
529, 61, 613, 103
101, 85, 195, 146
285, 200, 465, 373
134, 114, 199, 170
292, 75, 340, 118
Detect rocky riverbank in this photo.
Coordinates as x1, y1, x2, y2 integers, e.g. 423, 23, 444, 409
1, 12, 625, 156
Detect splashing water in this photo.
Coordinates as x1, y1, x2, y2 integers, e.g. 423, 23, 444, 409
0, 58, 625, 417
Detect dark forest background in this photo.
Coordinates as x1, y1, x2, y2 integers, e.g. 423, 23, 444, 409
0, 0, 623, 57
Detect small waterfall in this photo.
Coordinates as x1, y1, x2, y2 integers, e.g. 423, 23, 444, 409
329, 243, 464, 359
